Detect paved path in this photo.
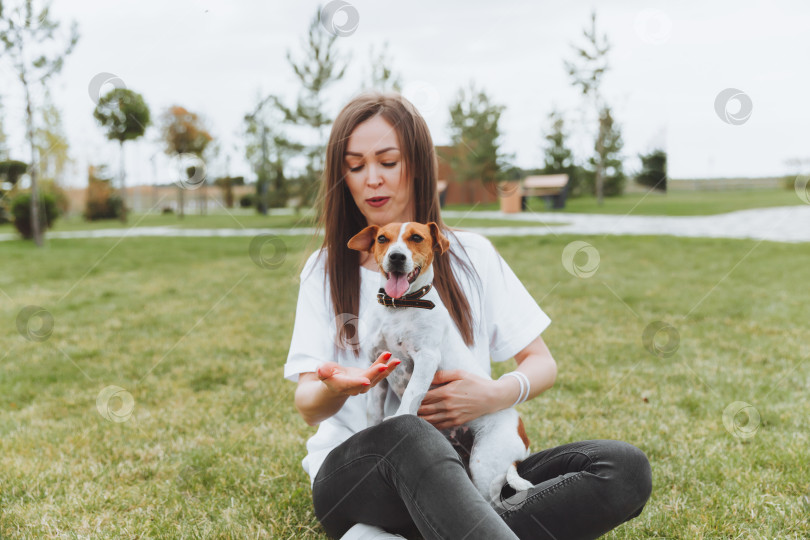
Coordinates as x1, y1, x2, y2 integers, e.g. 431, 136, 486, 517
443, 205, 810, 243
1, 205, 808, 243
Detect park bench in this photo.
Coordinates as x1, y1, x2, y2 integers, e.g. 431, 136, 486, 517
521, 174, 570, 210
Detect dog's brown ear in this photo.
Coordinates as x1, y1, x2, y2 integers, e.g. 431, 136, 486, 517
427, 222, 449, 255
347, 225, 379, 252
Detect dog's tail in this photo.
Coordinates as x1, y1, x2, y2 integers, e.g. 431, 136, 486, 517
505, 461, 533, 492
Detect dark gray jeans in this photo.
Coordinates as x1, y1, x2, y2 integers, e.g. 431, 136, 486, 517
313, 415, 652, 539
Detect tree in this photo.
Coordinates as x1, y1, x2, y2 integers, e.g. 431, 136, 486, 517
541, 108, 583, 197
269, 6, 349, 209
244, 94, 304, 213
214, 175, 244, 209
0, 0, 79, 246
564, 10, 611, 205
0, 95, 8, 158
447, 82, 509, 201
93, 87, 151, 222
160, 106, 212, 218
587, 106, 625, 197
34, 91, 70, 181
365, 41, 402, 92
636, 149, 667, 191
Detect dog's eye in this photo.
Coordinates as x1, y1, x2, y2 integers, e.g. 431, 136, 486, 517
377, 235, 388, 243
410, 234, 423, 242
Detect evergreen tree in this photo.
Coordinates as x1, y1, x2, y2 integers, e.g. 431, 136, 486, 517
587, 106, 625, 197
270, 6, 349, 209
365, 41, 401, 92
636, 149, 667, 191
564, 10, 612, 205
244, 98, 304, 212
540, 108, 581, 197
447, 82, 509, 201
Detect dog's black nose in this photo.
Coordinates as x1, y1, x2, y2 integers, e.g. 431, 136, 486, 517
389, 252, 406, 264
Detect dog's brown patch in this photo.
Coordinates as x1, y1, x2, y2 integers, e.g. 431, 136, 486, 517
517, 417, 530, 449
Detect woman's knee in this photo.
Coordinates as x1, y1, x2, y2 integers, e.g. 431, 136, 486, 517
598, 440, 652, 513
370, 415, 459, 463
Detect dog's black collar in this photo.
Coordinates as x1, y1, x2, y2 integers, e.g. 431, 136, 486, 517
377, 284, 435, 309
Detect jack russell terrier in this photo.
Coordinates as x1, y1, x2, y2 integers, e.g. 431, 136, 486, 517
347, 221, 534, 506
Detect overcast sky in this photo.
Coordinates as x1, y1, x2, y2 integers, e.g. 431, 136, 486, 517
1, 0, 808, 188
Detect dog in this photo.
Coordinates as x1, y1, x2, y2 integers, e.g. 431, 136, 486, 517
347, 221, 534, 506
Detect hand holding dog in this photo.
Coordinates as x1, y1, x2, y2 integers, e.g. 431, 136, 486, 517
417, 370, 504, 430
318, 351, 401, 397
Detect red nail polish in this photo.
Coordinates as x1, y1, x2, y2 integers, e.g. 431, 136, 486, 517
384, 352, 392, 360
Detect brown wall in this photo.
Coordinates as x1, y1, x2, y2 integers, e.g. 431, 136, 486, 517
436, 145, 499, 206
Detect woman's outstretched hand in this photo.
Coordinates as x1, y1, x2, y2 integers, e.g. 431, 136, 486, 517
317, 351, 401, 396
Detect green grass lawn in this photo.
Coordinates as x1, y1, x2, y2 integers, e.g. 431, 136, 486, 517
1, 232, 808, 538
0, 208, 556, 235
447, 187, 804, 216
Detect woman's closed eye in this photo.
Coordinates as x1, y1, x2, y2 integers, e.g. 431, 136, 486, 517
348, 162, 398, 173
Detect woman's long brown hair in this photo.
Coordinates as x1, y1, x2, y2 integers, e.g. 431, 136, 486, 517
306, 91, 480, 357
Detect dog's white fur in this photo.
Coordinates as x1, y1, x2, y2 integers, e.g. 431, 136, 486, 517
350, 222, 533, 507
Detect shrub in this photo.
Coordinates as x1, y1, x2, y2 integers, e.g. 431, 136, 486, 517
239, 193, 255, 208
84, 165, 125, 221
636, 149, 668, 191
11, 192, 59, 238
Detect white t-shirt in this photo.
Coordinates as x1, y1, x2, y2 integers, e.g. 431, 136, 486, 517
284, 229, 552, 486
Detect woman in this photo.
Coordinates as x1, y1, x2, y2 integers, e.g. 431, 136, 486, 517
285, 92, 652, 539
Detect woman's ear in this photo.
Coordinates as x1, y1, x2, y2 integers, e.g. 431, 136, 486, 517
347, 225, 379, 252
427, 222, 450, 255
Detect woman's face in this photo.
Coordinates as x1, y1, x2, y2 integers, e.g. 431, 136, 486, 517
344, 114, 414, 227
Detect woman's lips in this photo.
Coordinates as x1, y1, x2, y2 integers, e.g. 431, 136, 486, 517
366, 197, 390, 208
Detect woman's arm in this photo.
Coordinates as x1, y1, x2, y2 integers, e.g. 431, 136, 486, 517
491, 333, 557, 409
417, 334, 556, 430
294, 352, 401, 426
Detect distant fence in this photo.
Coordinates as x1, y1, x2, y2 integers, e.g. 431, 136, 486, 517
667, 177, 786, 191
63, 184, 256, 215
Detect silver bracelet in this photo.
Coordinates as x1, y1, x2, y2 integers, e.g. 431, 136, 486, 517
499, 371, 530, 407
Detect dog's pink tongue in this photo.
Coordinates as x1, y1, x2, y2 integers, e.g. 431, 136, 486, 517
385, 273, 410, 298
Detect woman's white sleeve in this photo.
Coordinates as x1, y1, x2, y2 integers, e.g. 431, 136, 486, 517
284, 253, 335, 382
482, 239, 552, 362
